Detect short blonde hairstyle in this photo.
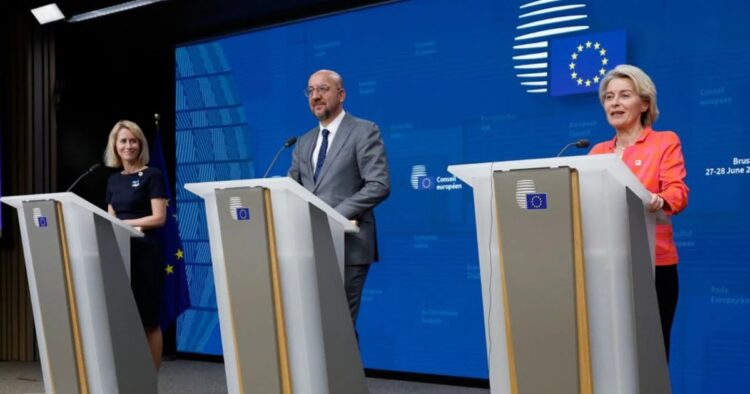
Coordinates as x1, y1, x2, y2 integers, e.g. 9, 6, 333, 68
104, 120, 150, 168
599, 64, 660, 127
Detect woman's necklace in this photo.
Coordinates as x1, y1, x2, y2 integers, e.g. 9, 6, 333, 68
614, 134, 637, 159
614, 141, 626, 158
122, 166, 145, 175
615, 128, 641, 159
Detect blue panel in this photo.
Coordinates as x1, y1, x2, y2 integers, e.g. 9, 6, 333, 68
175, 0, 750, 389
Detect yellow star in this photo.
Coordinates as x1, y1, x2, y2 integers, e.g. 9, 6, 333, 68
571, 53, 578, 60
569, 62, 576, 70
577, 78, 583, 85
602, 57, 609, 65
600, 68, 606, 75
175, 248, 184, 260
585, 41, 592, 48
577, 44, 584, 52
593, 76, 600, 83
594, 42, 601, 49
599, 49, 606, 56
585, 79, 592, 87
165, 264, 175, 275
571, 71, 578, 79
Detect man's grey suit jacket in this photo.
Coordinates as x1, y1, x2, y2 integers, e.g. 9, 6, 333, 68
288, 113, 390, 266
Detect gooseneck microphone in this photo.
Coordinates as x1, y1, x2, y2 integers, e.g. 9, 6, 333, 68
262, 137, 298, 178
556, 139, 590, 157
66, 163, 102, 192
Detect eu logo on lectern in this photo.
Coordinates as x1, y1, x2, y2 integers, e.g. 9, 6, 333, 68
526, 193, 548, 210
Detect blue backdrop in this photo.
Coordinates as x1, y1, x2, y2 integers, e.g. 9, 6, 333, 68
174, 0, 750, 391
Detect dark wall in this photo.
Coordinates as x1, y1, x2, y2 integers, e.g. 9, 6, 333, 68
55, 25, 174, 206
0, 5, 59, 361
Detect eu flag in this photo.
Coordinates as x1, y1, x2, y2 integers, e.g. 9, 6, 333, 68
151, 129, 191, 331
417, 176, 436, 190
235, 207, 250, 221
549, 30, 627, 96
526, 193, 548, 210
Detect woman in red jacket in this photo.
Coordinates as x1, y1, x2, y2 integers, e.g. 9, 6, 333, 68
589, 64, 689, 358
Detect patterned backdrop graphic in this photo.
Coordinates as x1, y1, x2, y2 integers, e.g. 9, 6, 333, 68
175, 42, 255, 354
175, 0, 750, 390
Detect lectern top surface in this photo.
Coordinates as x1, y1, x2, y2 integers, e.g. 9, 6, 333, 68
448, 154, 650, 202
184, 177, 358, 232
1, 192, 144, 237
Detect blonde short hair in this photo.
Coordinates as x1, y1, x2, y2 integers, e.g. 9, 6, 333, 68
599, 64, 660, 127
104, 120, 150, 168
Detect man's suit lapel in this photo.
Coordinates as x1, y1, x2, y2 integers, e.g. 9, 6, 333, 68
313, 113, 354, 192
304, 127, 319, 185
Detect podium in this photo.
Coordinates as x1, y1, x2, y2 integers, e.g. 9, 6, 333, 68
184, 177, 367, 394
1, 192, 157, 394
448, 154, 670, 394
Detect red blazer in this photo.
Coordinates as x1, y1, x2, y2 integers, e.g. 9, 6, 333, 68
589, 127, 689, 265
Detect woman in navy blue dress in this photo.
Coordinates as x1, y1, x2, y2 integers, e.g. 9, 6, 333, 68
104, 120, 167, 369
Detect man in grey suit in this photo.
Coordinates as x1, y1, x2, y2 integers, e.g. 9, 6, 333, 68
288, 69, 390, 326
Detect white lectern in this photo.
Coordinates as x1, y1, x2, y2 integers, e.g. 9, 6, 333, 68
2, 192, 157, 394
449, 154, 670, 394
184, 177, 367, 394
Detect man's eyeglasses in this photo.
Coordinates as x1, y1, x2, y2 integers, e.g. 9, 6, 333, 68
304, 85, 338, 98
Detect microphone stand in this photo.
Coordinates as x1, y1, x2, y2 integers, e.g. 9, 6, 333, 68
263, 137, 297, 178
556, 139, 590, 157
556, 142, 577, 157
66, 163, 101, 192
263, 145, 289, 178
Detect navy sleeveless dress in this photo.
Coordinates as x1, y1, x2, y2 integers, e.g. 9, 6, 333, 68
106, 167, 167, 328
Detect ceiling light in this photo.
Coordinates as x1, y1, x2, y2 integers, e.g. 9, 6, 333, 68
31, 4, 66, 25
68, 0, 168, 23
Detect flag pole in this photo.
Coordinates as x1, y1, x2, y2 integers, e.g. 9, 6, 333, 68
154, 113, 161, 133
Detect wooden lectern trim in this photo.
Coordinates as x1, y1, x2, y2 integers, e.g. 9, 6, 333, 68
263, 189, 293, 394
570, 170, 594, 394
55, 202, 90, 394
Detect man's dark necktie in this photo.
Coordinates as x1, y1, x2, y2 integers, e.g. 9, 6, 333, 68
313, 129, 330, 182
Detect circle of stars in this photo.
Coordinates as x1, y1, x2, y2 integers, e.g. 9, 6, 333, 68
529, 195, 544, 209
568, 40, 609, 87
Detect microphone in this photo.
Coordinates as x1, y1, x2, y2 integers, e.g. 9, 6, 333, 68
556, 139, 590, 157
262, 137, 298, 178
66, 163, 102, 192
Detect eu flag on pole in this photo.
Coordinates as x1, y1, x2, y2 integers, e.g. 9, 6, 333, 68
550, 30, 627, 96
151, 129, 191, 331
